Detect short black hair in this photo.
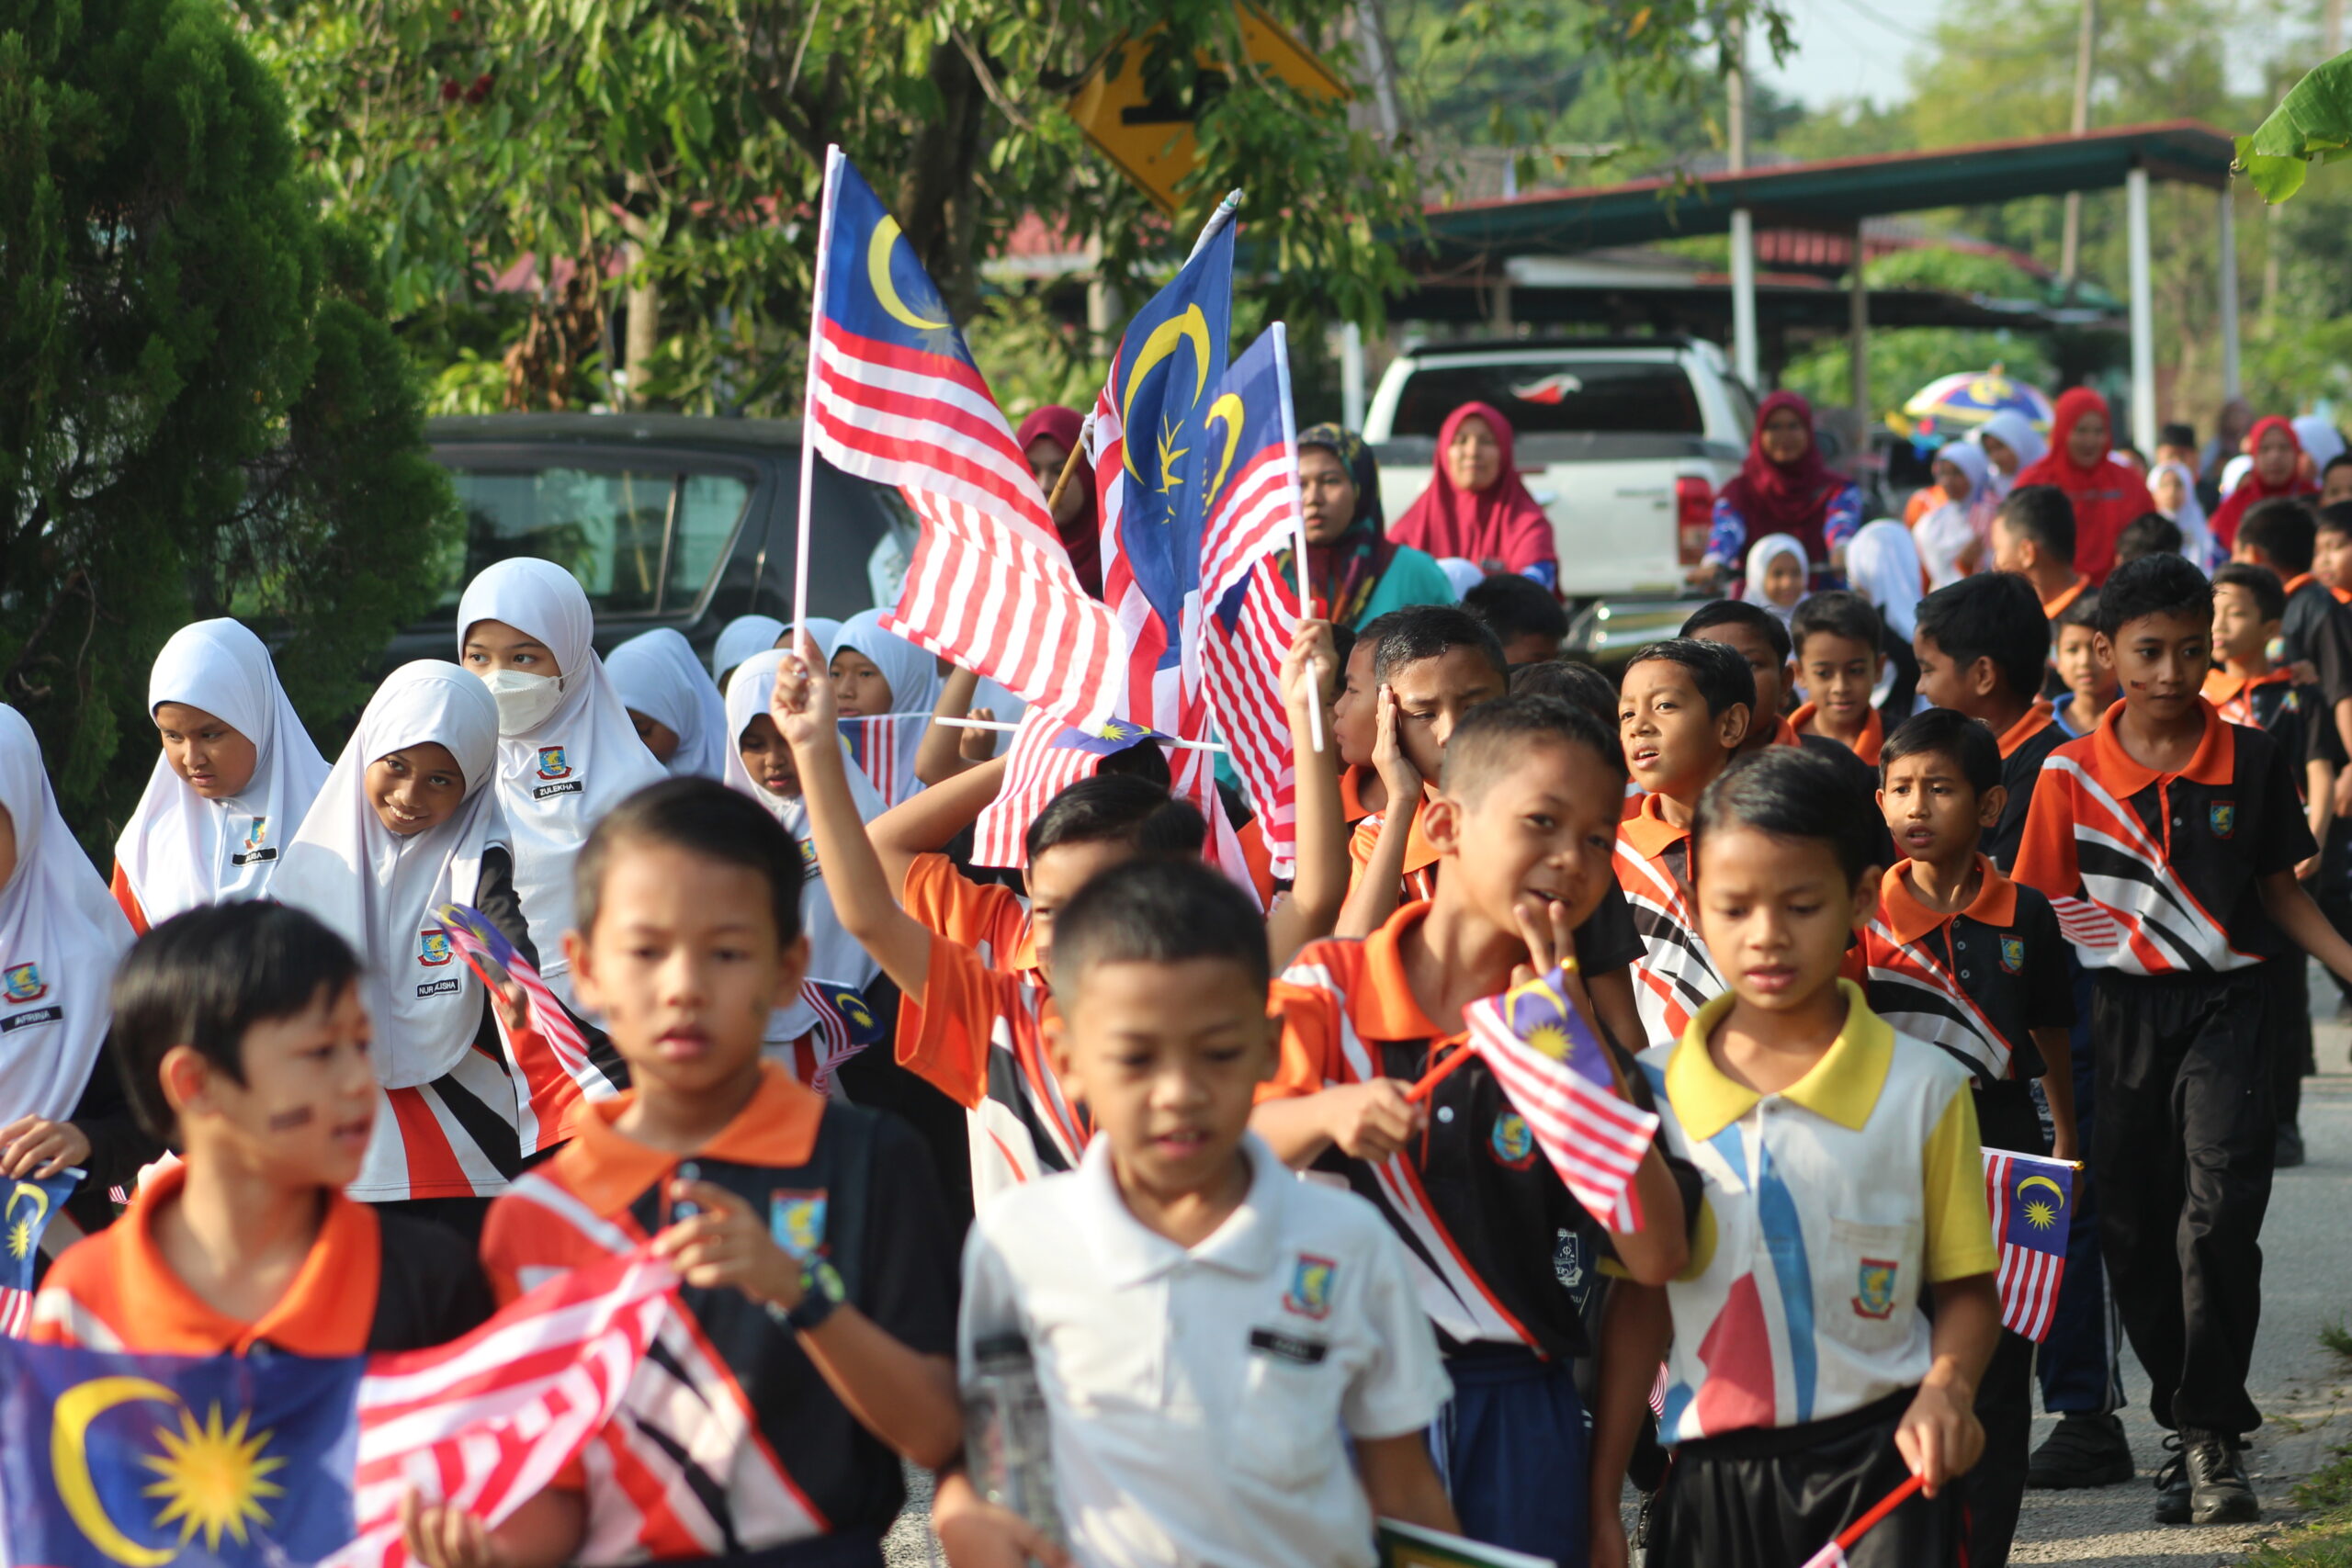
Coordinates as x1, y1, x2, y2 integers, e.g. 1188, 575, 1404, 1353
1093, 736, 1172, 788
579, 777, 806, 945
2237, 497, 2316, 574
2054, 590, 2103, 635
1351, 608, 1412, 670
1372, 604, 1508, 687
2211, 560, 2287, 624
1049, 857, 1271, 1003
1682, 598, 1792, 665
2318, 500, 2352, 539
1463, 573, 1568, 652
1509, 658, 1617, 727
1915, 571, 2049, 701
1026, 773, 1206, 866
1791, 590, 1883, 658
2113, 513, 2182, 565
1881, 707, 2001, 795
1328, 621, 1358, 673
2325, 453, 2352, 480
1624, 637, 1757, 719
110, 902, 364, 1142
1999, 485, 2076, 566
1692, 746, 1883, 888
2160, 422, 2197, 450
2094, 553, 2212, 639
1442, 693, 1624, 805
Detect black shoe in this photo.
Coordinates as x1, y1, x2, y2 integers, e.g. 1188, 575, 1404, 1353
2154, 1433, 2191, 1524
2278, 1123, 2307, 1168
2183, 1427, 2260, 1524
2029, 1411, 2137, 1490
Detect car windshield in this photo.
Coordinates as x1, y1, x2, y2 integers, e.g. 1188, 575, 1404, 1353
1390, 359, 1703, 436
426, 466, 752, 618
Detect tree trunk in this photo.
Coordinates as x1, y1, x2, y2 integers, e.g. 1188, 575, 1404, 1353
625, 265, 660, 410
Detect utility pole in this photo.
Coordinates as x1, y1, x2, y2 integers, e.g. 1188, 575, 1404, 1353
2058, 0, 2095, 288
1726, 14, 1759, 388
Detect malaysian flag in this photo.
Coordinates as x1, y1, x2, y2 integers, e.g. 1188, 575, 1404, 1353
800, 148, 1124, 733
790, 978, 888, 1095
0, 1170, 76, 1338
1983, 1147, 2073, 1341
1461, 965, 1659, 1231
1185, 326, 1306, 878
836, 714, 927, 807
0, 1249, 673, 1568
438, 902, 622, 1152
968, 711, 1151, 868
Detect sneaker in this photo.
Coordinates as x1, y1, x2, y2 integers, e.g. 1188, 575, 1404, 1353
2183, 1427, 2259, 1524
2278, 1123, 2307, 1169
2029, 1411, 2137, 1490
2154, 1433, 2191, 1524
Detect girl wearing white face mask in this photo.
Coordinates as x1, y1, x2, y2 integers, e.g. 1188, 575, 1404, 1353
456, 559, 664, 1030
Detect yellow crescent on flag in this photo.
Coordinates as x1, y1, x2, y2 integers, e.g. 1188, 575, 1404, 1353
865, 216, 948, 332
1204, 391, 1246, 503
1119, 306, 1213, 482
51, 1379, 182, 1567
2017, 1174, 2065, 1206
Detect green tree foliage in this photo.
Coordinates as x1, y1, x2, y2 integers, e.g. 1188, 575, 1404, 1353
2238, 50, 2352, 203
0, 0, 457, 837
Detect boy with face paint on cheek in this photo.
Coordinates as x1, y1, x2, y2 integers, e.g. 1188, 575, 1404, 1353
28, 903, 494, 1355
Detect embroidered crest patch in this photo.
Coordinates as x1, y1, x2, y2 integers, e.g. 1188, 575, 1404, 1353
1852, 1258, 1899, 1319
2210, 800, 2236, 839
536, 745, 572, 780
1282, 1254, 1338, 1320
1489, 1111, 1537, 1169
2000, 935, 2024, 975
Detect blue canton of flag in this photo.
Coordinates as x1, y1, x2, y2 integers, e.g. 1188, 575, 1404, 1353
1983, 1148, 2073, 1341
0, 1337, 364, 1568
4, 1169, 77, 1292
1048, 719, 1166, 756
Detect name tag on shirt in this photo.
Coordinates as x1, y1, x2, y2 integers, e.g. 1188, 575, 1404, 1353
231, 847, 277, 866
1248, 1328, 1329, 1366
1, 1006, 62, 1034
416, 978, 461, 998
532, 780, 585, 800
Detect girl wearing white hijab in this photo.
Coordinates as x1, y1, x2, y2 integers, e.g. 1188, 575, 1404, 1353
1741, 534, 1809, 626
712, 614, 792, 689
274, 663, 541, 1209
723, 649, 885, 1084
456, 558, 665, 1014
1973, 412, 2048, 501
608, 628, 730, 779
827, 609, 944, 807
1847, 520, 1928, 721
0, 705, 137, 1182
2150, 458, 2222, 571
1913, 441, 1997, 590
2294, 414, 2346, 478
110, 619, 331, 931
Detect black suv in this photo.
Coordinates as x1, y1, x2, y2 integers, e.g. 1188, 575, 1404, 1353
389, 413, 914, 670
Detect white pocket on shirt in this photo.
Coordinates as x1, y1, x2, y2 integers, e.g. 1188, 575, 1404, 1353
1820, 1218, 1921, 1354
1233, 1328, 1344, 1490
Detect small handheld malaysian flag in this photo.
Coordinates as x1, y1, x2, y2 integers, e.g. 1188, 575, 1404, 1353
0, 1169, 78, 1338
437, 903, 622, 1146
968, 714, 1161, 868
1983, 1147, 2073, 1341
1460, 966, 1658, 1232
836, 715, 929, 807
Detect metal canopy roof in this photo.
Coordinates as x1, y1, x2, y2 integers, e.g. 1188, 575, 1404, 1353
1413, 122, 2239, 265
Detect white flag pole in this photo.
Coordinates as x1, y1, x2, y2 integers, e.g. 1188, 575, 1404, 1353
1271, 321, 1325, 754
792, 145, 844, 647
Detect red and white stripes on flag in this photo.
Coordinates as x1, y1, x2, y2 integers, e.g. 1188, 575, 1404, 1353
971, 709, 1104, 868
438, 903, 619, 1155
836, 714, 927, 807
1461, 995, 1660, 1231
330, 1250, 676, 1568
1983, 1147, 2073, 1342
1202, 557, 1301, 876
0, 1287, 30, 1339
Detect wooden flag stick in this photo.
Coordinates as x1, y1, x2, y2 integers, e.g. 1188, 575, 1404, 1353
1045, 416, 1093, 513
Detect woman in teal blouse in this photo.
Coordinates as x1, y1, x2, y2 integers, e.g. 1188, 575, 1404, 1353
1290, 423, 1457, 631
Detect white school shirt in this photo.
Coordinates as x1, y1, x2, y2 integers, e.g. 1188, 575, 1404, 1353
1636, 983, 1997, 1446
959, 1132, 1452, 1568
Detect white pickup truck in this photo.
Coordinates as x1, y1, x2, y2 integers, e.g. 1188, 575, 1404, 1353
1363, 337, 1758, 600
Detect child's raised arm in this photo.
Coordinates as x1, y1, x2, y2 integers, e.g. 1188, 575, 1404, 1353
870, 752, 1010, 896
914, 667, 991, 786
1266, 619, 1348, 964
1335, 685, 1421, 940
773, 638, 934, 998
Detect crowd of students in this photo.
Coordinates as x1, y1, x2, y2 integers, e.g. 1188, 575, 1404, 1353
1, 389, 2345, 1568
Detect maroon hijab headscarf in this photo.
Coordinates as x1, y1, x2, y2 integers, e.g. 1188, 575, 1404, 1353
1389, 402, 1555, 575
1718, 390, 1849, 565
1016, 404, 1102, 598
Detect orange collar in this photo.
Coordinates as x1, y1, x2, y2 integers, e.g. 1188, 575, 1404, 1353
1385, 797, 1442, 875
110, 1162, 381, 1357
1619, 788, 1693, 860
2333, 584, 2352, 606
1996, 699, 2058, 760
2284, 572, 2315, 595
1879, 855, 2018, 947
1351, 902, 1453, 1042
2201, 666, 2290, 707
554, 1061, 826, 1218
1340, 763, 1375, 824
1790, 701, 1885, 765
2041, 578, 2088, 619
1766, 714, 1803, 749
2089, 696, 2234, 795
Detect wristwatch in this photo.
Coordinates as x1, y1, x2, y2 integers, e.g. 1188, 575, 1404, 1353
776, 1258, 846, 1334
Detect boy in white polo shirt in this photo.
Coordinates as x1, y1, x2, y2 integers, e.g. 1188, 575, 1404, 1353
1588, 747, 2002, 1568
933, 859, 1457, 1568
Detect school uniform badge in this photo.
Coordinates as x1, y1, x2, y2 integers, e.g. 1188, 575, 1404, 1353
1852, 1258, 1899, 1319
1282, 1254, 1338, 1320
232, 815, 277, 866
535, 745, 572, 780
2000, 935, 2025, 974
2210, 801, 2236, 839
1489, 1111, 1538, 1169
3, 963, 44, 1003
418, 929, 455, 966
770, 1190, 829, 1261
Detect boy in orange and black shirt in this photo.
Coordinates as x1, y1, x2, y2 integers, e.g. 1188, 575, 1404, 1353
32, 902, 491, 1354
1789, 591, 1888, 764
1913, 571, 2068, 873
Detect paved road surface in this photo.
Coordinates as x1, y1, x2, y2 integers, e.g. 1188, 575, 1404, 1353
885, 973, 2352, 1568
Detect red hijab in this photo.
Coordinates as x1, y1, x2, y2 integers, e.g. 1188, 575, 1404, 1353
1015, 405, 1102, 598
2209, 415, 2319, 553
1718, 391, 1849, 565
1389, 402, 1555, 575
2013, 388, 2153, 583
